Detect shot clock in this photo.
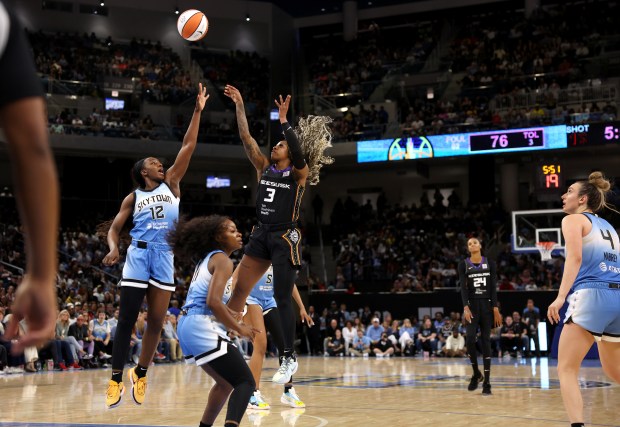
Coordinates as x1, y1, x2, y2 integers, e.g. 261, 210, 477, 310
537, 163, 563, 193
567, 121, 620, 147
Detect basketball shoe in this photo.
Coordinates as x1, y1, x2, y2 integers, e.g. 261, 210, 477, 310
248, 390, 270, 410
281, 387, 305, 408
467, 371, 483, 391
128, 367, 147, 405
272, 355, 298, 384
105, 380, 125, 408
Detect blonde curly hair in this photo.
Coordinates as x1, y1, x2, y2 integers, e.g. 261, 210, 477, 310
295, 115, 334, 185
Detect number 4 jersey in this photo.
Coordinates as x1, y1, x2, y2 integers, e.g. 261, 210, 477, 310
572, 212, 620, 288
131, 182, 179, 244
256, 165, 304, 224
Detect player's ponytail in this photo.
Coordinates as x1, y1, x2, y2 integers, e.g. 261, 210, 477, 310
578, 171, 615, 213
295, 115, 334, 185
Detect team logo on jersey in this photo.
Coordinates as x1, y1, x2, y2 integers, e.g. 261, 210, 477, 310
600, 262, 608, 272
286, 229, 300, 243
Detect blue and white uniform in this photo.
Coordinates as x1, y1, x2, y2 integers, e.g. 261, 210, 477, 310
564, 212, 620, 342
178, 250, 234, 365
246, 265, 277, 312
121, 182, 179, 292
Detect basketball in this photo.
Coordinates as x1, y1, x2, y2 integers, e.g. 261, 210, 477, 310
176, 9, 208, 41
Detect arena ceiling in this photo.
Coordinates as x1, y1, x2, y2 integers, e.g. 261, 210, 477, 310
258, 0, 431, 18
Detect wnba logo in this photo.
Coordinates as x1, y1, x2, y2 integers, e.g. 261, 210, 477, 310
599, 262, 608, 272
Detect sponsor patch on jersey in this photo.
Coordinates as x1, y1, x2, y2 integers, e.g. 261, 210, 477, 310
599, 262, 608, 272
283, 171, 290, 177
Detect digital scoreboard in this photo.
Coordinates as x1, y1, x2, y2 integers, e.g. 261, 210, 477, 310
357, 125, 567, 163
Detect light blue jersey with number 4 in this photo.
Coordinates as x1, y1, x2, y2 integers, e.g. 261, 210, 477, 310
573, 212, 620, 289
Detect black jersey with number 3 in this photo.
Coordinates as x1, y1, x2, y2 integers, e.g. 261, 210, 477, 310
459, 257, 498, 307
256, 165, 304, 224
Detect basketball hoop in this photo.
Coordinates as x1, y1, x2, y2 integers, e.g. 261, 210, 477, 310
536, 241, 557, 261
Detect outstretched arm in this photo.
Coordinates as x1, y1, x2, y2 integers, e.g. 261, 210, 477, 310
0, 97, 59, 353
275, 94, 309, 183
224, 84, 269, 178
102, 193, 135, 266
166, 83, 209, 196
292, 284, 314, 326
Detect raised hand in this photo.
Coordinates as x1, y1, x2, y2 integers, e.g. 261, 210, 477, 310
274, 94, 291, 122
195, 82, 209, 112
224, 84, 244, 105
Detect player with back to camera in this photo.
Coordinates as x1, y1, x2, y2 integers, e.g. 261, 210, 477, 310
234, 265, 313, 411
547, 172, 620, 427
459, 237, 502, 395
169, 215, 258, 427
101, 84, 209, 408
0, 0, 60, 352
223, 84, 333, 384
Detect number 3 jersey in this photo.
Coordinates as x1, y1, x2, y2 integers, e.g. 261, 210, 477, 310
572, 212, 620, 289
130, 182, 179, 244
459, 257, 498, 306
256, 165, 304, 224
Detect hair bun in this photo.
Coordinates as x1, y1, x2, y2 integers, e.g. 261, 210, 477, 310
588, 171, 611, 192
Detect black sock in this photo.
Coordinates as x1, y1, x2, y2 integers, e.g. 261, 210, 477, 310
199, 422, 212, 427
283, 349, 295, 360
285, 385, 292, 393
111, 370, 123, 383
136, 364, 148, 379
571, 423, 585, 427
483, 357, 491, 383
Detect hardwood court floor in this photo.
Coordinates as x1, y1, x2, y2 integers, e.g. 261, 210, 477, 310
0, 356, 618, 427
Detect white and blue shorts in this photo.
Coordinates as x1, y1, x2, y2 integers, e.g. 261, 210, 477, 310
246, 295, 277, 313
178, 313, 232, 365
120, 241, 175, 292
564, 285, 620, 342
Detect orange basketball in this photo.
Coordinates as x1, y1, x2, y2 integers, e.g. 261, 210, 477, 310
177, 9, 208, 42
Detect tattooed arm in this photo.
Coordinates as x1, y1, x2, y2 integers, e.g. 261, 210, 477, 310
224, 84, 269, 179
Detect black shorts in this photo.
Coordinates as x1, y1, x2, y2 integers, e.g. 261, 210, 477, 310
244, 224, 302, 268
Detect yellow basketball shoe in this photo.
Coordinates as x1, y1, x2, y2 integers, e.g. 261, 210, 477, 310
128, 367, 147, 405
106, 380, 125, 408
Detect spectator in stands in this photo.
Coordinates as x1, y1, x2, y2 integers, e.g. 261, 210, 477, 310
373, 333, 395, 358
68, 314, 93, 359
350, 329, 371, 357
326, 329, 345, 357
89, 309, 112, 361
162, 312, 182, 362
341, 321, 356, 356
417, 317, 437, 356
500, 315, 521, 358
442, 328, 466, 357
56, 309, 86, 361
366, 317, 384, 347
522, 299, 541, 357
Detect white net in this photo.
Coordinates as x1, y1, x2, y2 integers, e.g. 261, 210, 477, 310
536, 241, 557, 262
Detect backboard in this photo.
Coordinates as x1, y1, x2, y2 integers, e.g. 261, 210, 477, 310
511, 209, 565, 256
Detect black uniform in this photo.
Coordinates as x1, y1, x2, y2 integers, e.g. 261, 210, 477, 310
245, 163, 305, 353
0, 0, 44, 109
459, 256, 498, 382
246, 164, 304, 267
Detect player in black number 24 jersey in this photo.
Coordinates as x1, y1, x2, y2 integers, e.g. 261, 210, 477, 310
224, 84, 333, 386
459, 237, 502, 396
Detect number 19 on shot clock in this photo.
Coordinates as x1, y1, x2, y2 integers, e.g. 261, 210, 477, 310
539, 163, 562, 191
